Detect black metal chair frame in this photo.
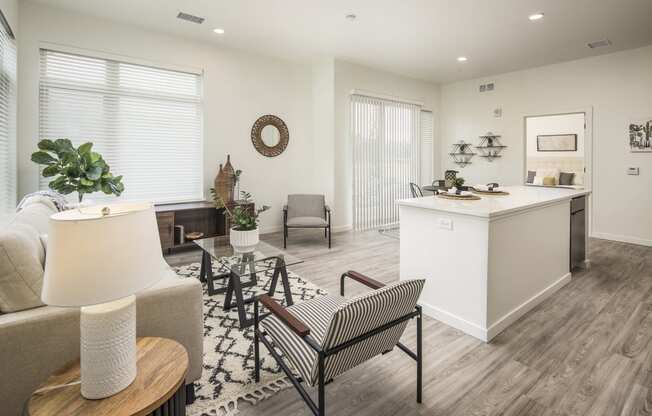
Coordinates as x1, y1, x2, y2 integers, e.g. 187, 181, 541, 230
283, 205, 332, 249
409, 182, 424, 198
253, 272, 423, 416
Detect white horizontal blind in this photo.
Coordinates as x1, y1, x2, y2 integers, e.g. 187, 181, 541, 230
0, 24, 16, 223
39, 49, 203, 203
352, 94, 420, 231
420, 110, 434, 186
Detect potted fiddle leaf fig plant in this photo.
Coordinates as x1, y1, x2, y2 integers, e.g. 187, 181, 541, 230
221, 191, 270, 253
31, 139, 124, 203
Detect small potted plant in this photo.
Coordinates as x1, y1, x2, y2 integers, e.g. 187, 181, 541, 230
220, 191, 270, 253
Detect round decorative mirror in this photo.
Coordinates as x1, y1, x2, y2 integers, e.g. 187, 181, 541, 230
261, 125, 281, 147
251, 115, 289, 157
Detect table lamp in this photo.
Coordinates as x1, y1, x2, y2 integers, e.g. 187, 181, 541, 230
41, 202, 166, 399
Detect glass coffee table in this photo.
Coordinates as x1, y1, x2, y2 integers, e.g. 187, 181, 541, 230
193, 236, 303, 328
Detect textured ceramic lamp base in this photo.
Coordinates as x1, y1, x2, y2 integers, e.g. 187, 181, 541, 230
80, 295, 137, 399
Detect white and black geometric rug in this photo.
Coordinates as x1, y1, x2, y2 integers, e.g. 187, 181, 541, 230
174, 262, 326, 416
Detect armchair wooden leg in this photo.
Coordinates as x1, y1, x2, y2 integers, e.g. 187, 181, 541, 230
284, 225, 288, 248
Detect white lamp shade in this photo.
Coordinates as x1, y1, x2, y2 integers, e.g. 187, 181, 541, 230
42, 202, 166, 307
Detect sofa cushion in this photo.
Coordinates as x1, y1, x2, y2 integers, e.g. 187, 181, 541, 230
0, 223, 46, 313
286, 216, 328, 228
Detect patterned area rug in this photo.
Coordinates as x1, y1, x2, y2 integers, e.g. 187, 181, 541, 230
174, 262, 326, 416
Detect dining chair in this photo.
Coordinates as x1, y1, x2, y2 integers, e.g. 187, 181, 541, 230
409, 183, 423, 198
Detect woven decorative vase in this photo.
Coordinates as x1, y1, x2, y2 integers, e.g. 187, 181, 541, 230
80, 295, 137, 399
215, 164, 232, 205
223, 155, 235, 202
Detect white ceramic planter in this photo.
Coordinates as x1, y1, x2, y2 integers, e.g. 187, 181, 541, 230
230, 228, 259, 253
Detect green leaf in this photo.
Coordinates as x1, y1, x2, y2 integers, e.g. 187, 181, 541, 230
85, 166, 102, 180
78, 142, 93, 154
80, 178, 94, 186
42, 165, 61, 177
37, 139, 57, 152
54, 138, 74, 152
89, 152, 101, 163
31, 151, 57, 165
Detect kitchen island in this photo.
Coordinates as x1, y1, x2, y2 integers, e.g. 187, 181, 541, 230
398, 185, 590, 342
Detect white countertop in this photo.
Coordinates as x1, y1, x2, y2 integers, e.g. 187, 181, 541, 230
397, 185, 590, 219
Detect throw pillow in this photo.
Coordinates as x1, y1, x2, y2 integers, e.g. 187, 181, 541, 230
533, 176, 544, 186
526, 171, 536, 183
543, 176, 557, 186
0, 223, 45, 313
559, 172, 575, 186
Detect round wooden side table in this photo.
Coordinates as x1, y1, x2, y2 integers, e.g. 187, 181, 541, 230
25, 337, 189, 416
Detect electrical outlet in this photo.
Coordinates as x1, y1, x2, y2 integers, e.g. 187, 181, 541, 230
493, 108, 502, 118
627, 167, 640, 176
479, 84, 486, 92
486, 83, 494, 91
438, 218, 453, 230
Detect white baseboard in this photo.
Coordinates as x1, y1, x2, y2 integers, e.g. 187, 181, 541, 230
591, 232, 652, 247
419, 301, 489, 342
486, 272, 571, 341
332, 224, 353, 233
420, 272, 572, 343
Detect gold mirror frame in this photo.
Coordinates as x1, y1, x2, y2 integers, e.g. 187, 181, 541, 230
251, 115, 289, 157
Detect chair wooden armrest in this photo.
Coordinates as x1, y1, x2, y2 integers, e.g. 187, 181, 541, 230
259, 294, 311, 338
340, 271, 385, 295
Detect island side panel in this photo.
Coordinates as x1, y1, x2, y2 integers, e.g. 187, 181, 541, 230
486, 200, 571, 340
399, 205, 490, 340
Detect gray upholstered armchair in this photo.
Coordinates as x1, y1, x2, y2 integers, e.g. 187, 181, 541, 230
283, 194, 331, 248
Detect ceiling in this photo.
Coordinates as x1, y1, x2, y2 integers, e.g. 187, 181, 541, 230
29, 0, 652, 83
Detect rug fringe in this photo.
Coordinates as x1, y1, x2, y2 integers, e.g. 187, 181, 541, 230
187, 378, 292, 416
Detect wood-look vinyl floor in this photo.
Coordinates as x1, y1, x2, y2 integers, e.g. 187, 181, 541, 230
166, 229, 652, 416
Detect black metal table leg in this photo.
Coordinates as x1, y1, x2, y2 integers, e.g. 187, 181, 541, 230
268, 256, 294, 307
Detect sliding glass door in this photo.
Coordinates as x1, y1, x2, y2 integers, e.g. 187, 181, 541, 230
352, 94, 420, 231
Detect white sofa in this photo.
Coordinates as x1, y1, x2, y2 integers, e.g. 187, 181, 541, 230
0, 200, 204, 415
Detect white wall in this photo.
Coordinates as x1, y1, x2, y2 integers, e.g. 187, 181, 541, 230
440, 45, 652, 246
526, 113, 585, 158
334, 60, 440, 229
17, 2, 319, 232
0, 0, 17, 34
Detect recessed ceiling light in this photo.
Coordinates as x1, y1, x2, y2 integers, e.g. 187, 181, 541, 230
528, 13, 544, 21
457, 56, 468, 62
213, 28, 225, 34
345, 14, 357, 21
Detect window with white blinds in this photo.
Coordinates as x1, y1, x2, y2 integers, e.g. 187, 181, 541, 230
39, 49, 203, 203
352, 94, 420, 231
420, 110, 434, 186
0, 22, 16, 223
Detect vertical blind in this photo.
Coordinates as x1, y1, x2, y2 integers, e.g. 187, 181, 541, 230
352, 94, 420, 231
39, 49, 203, 203
420, 110, 434, 186
0, 23, 16, 223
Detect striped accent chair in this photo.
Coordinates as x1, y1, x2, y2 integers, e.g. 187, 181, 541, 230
254, 271, 424, 416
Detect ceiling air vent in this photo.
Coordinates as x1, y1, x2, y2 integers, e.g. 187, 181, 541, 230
587, 39, 611, 49
177, 12, 205, 24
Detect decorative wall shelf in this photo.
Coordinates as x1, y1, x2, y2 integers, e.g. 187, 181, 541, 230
449, 140, 476, 167
476, 133, 506, 162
